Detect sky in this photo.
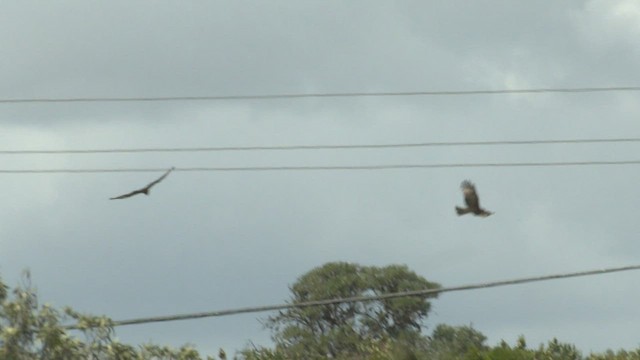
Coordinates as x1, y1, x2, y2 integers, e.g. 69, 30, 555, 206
1, 0, 640, 356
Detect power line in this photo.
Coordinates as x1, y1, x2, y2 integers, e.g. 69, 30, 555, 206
2, 160, 640, 174
63, 264, 640, 330
2, 137, 640, 155
1, 86, 639, 105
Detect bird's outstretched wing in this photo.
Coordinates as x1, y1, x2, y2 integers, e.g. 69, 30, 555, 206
461, 180, 480, 211
143, 167, 175, 190
109, 167, 175, 200
109, 189, 145, 200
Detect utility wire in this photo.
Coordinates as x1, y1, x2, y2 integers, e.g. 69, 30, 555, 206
2, 160, 640, 174
2, 137, 640, 155
1, 86, 639, 104
63, 264, 640, 330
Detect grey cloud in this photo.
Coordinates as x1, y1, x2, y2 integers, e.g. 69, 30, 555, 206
1, 1, 640, 356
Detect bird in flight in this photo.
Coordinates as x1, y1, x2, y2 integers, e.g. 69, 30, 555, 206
110, 167, 175, 200
455, 180, 493, 217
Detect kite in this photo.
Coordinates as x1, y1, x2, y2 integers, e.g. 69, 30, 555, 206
110, 167, 175, 200
455, 180, 493, 217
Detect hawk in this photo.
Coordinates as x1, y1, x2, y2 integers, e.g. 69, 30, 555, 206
110, 167, 175, 200
455, 180, 493, 217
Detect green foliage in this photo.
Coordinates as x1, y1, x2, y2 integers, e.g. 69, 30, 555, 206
537, 338, 582, 360
473, 346, 535, 360
464, 337, 581, 360
586, 349, 640, 360
263, 262, 440, 359
6, 266, 640, 360
0, 271, 219, 360
428, 324, 487, 357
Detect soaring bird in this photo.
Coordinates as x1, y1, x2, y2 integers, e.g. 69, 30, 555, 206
455, 180, 493, 217
110, 167, 175, 200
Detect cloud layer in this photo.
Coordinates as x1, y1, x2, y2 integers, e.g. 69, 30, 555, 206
1, 0, 640, 355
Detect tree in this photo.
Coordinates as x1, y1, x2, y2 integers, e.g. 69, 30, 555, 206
426, 324, 487, 358
586, 349, 640, 360
0, 271, 218, 360
536, 338, 581, 360
262, 262, 440, 359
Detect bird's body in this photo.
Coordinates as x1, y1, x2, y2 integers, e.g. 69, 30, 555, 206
455, 180, 493, 217
110, 167, 174, 200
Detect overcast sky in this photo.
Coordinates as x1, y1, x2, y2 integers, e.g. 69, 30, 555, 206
2, 0, 640, 356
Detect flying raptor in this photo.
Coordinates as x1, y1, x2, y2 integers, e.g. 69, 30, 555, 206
455, 180, 493, 217
110, 167, 175, 200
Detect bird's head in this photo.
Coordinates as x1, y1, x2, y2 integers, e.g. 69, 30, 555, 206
461, 180, 475, 190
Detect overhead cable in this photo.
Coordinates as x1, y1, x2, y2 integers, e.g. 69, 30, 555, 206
2, 137, 640, 155
63, 264, 640, 330
2, 160, 640, 174
1, 86, 639, 104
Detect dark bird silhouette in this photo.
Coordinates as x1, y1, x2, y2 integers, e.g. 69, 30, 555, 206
455, 180, 493, 217
109, 167, 175, 200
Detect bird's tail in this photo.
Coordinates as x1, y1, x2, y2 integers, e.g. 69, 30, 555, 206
455, 206, 470, 215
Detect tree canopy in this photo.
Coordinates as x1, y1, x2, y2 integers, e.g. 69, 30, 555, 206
264, 262, 441, 358
0, 272, 214, 360
2, 266, 640, 360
